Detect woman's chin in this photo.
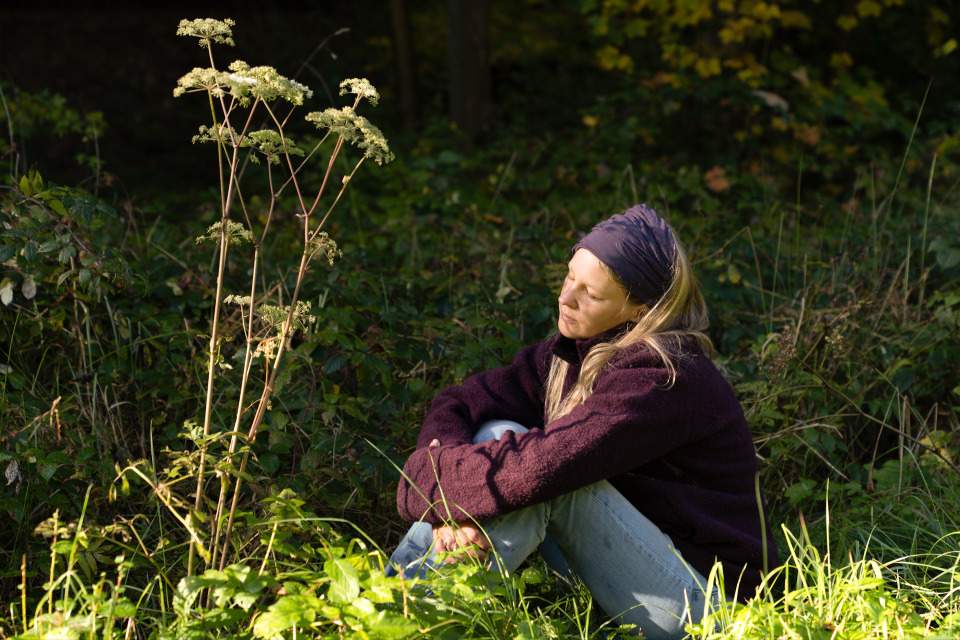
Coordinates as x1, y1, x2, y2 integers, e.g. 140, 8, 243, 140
558, 317, 581, 339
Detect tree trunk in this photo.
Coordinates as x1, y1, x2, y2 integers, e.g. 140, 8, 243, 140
390, 0, 419, 131
447, 0, 492, 143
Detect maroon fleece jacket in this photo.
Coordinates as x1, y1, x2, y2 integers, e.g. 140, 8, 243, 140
396, 322, 778, 596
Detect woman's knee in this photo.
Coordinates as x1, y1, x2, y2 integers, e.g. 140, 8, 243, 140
473, 419, 529, 444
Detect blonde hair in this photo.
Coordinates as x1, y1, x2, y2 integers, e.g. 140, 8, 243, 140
544, 234, 712, 424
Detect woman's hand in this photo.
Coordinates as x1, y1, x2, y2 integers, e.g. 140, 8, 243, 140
431, 522, 490, 564
425, 438, 491, 564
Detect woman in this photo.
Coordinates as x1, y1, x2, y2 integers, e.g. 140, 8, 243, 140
387, 204, 777, 639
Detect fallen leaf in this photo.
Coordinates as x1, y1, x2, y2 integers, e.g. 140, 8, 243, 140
704, 166, 731, 193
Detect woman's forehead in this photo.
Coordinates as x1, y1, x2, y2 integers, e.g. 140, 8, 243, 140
569, 249, 616, 290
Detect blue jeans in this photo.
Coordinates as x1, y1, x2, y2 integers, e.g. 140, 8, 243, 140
387, 419, 714, 640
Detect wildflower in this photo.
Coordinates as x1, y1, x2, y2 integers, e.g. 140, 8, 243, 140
309, 232, 342, 266
339, 78, 380, 106
176, 18, 236, 48
173, 67, 226, 98
354, 116, 394, 165
244, 129, 304, 165
224, 294, 252, 306
305, 107, 394, 165
258, 301, 315, 333
192, 123, 240, 146
195, 220, 253, 246
226, 61, 313, 106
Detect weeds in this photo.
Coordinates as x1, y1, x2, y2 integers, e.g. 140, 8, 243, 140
1, 10, 959, 640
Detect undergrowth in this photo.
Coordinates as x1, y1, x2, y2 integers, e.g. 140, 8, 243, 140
2, 13, 960, 640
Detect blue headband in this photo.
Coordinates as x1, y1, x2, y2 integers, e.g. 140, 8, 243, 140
572, 204, 676, 305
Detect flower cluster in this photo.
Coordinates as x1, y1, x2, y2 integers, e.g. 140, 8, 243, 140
195, 220, 253, 246
258, 300, 315, 333
173, 67, 225, 98
176, 17, 236, 48
227, 61, 313, 106
174, 61, 312, 107
309, 232, 342, 266
191, 123, 240, 146
223, 294, 252, 306
305, 107, 394, 165
339, 78, 380, 106
243, 130, 304, 165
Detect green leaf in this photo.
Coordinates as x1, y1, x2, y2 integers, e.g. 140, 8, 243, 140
111, 599, 137, 618
19, 174, 33, 197
49, 199, 68, 217
325, 558, 360, 604
360, 611, 418, 639
58, 245, 77, 263
253, 594, 320, 638
38, 462, 59, 481
785, 478, 816, 505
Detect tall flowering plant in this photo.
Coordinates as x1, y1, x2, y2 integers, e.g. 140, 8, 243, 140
169, 17, 393, 575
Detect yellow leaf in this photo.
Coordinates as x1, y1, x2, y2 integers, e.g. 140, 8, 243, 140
582, 115, 599, 128
830, 52, 854, 69
727, 263, 742, 285
856, 0, 882, 18
837, 15, 858, 31
704, 166, 731, 193
695, 57, 722, 78
779, 10, 811, 29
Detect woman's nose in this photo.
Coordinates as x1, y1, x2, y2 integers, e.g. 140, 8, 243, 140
558, 287, 575, 308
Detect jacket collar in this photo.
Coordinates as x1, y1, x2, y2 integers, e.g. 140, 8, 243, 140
551, 320, 636, 365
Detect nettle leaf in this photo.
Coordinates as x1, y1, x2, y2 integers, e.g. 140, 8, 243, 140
325, 558, 360, 604
174, 575, 205, 616
253, 594, 321, 638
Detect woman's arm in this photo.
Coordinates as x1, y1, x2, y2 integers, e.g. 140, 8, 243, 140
397, 357, 721, 524
411, 336, 556, 449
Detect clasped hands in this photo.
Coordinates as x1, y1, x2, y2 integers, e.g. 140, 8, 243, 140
427, 438, 492, 565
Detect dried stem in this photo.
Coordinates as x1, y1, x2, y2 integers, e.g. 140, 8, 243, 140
188, 72, 261, 577
217, 105, 353, 568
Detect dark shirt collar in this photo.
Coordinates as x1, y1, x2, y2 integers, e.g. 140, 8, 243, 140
551, 320, 636, 365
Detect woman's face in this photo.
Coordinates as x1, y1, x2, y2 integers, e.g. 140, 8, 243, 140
558, 248, 644, 339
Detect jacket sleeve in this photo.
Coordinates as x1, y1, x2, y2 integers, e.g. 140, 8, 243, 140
396, 358, 697, 524
410, 336, 557, 449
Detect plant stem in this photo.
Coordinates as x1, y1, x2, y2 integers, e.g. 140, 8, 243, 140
188, 90, 260, 576
217, 109, 351, 567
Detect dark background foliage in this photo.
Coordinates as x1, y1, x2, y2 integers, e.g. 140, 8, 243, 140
1, 2, 960, 637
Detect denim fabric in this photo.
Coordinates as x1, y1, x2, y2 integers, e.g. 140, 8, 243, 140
387, 419, 715, 640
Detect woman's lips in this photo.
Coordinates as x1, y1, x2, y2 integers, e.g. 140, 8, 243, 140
560, 310, 576, 323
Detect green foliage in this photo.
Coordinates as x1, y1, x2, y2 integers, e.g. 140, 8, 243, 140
0, 84, 107, 181
3, 7, 960, 640
579, 0, 958, 184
